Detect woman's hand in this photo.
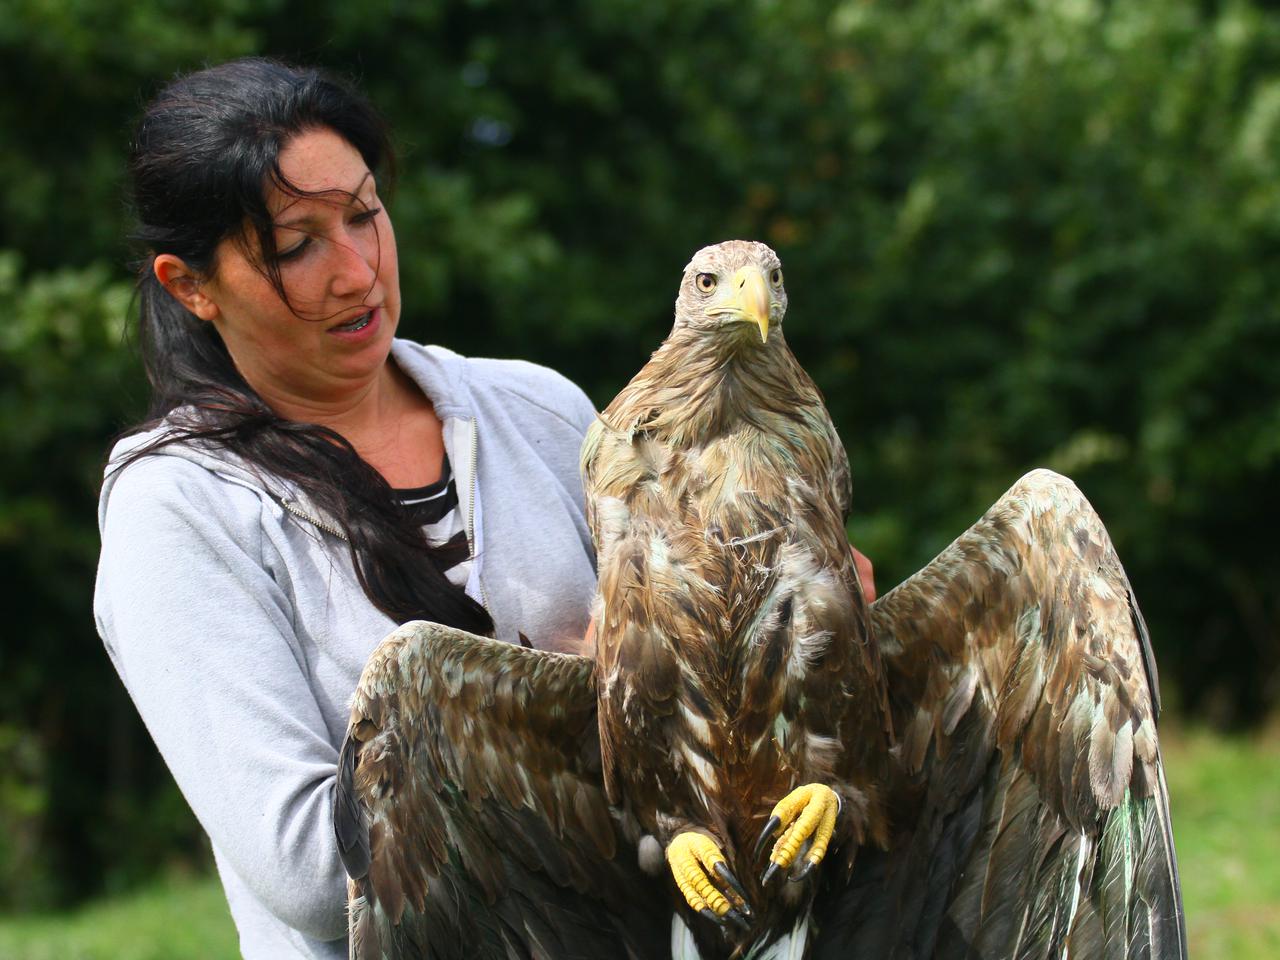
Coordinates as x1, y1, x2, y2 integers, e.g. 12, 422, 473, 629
851, 545, 876, 604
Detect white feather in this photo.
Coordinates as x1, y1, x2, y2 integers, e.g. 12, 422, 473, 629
786, 630, 834, 682
680, 743, 717, 789
1062, 830, 1092, 959
671, 912, 702, 960
745, 907, 811, 959
680, 701, 714, 746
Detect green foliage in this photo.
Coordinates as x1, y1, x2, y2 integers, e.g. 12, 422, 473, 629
0, 0, 1277, 910
0, 253, 207, 906
0, 722, 51, 911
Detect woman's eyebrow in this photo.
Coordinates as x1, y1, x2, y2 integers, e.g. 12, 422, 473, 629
274, 171, 375, 228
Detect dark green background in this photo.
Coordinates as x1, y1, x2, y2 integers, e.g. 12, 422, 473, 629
2, 0, 1276, 912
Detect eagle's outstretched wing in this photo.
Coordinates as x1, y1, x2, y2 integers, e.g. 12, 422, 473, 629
815, 469, 1186, 959
334, 621, 669, 960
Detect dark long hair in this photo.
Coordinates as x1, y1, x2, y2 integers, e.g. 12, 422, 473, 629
120, 57, 494, 635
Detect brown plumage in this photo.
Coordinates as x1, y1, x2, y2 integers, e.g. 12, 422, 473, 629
334, 240, 1185, 960
581, 240, 893, 953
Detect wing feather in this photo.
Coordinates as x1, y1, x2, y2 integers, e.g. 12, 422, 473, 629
816, 469, 1186, 959
334, 621, 668, 960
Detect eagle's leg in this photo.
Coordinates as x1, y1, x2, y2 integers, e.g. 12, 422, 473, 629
753, 783, 840, 885
666, 831, 753, 930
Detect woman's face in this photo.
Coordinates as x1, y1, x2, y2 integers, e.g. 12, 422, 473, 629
199, 127, 401, 411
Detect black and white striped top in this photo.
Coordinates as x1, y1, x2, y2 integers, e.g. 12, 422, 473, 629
394, 454, 471, 588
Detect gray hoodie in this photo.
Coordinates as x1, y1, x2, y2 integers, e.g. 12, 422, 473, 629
94, 340, 599, 958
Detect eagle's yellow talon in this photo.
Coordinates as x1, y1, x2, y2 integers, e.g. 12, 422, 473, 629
756, 783, 840, 879
666, 831, 750, 921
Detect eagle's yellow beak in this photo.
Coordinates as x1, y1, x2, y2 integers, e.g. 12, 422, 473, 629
730, 266, 771, 342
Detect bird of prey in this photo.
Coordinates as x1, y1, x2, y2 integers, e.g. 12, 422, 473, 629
335, 240, 1186, 960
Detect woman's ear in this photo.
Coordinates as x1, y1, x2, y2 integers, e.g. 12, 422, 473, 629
154, 254, 220, 321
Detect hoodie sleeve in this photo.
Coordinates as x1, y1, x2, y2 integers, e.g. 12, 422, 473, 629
94, 454, 348, 942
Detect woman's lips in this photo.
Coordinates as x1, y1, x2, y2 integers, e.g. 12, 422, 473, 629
328, 305, 382, 342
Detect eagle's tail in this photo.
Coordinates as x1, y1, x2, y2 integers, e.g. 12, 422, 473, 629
670, 908, 812, 960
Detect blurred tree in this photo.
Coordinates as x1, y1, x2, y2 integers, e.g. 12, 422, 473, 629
0, 252, 210, 905
0, 0, 1276, 910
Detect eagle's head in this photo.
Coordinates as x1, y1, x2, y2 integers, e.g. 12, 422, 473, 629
674, 239, 788, 345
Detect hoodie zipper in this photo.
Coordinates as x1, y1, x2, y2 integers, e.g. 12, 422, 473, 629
281, 499, 348, 541
465, 417, 489, 610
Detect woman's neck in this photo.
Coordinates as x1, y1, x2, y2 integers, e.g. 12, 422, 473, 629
255, 361, 444, 487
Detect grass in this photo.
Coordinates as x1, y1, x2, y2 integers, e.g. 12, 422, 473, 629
1161, 722, 1280, 958
0, 871, 238, 960
0, 725, 1275, 959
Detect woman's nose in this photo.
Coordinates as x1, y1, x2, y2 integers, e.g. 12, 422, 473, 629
329, 228, 378, 298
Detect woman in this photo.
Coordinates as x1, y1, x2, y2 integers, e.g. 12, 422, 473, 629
95, 57, 876, 958
94, 58, 603, 959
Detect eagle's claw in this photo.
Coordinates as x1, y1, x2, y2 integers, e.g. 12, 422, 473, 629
667, 831, 753, 926
789, 859, 818, 883
754, 783, 840, 884
714, 860, 751, 908
752, 814, 782, 862
761, 860, 783, 887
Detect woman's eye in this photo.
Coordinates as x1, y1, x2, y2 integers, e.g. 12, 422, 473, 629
277, 236, 311, 261
352, 206, 382, 225
769, 268, 783, 287
696, 273, 717, 293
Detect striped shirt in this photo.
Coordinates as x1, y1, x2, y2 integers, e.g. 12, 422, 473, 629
394, 454, 472, 588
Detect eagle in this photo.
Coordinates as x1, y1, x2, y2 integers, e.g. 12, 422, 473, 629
334, 240, 1186, 959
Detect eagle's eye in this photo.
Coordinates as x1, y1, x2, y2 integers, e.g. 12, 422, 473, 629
695, 273, 717, 294
769, 268, 783, 288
